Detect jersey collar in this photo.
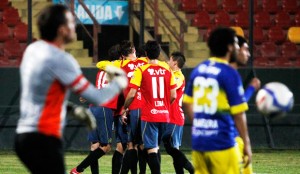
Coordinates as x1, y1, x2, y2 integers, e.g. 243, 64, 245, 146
209, 57, 229, 64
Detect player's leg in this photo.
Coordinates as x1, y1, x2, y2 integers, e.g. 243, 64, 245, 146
206, 146, 242, 174
235, 136, 252, 174
192, 150, 209, 174
120, 109, 140, 174
142, 121, 160, 174
112, 115, 128, 174
163, 123, 183, 173
163, 124, 194, 174
15, 133, 65, 174
72, 106, 113, 174
138, 144, 147, 174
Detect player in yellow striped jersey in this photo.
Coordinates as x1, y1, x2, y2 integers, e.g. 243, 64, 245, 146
163, 52, 194, 174
97, 41, 149, 174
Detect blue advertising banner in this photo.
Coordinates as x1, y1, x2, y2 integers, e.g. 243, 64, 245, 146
52, 0, 129, 26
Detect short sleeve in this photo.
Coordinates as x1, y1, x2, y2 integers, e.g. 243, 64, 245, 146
129, 67, 143, 89
170, 72, 177, 90
221, 68, 248, 115
96, 61, 113, 70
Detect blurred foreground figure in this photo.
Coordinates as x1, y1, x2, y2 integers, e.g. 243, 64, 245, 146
15, 4, 127, 174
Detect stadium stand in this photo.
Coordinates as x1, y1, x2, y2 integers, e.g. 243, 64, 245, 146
192, 11, 211, 29
201, 0, 218, 14
181, 0, 198, 13
0, 23, 10, 42
268, 26, 286, 44
0, 0, 9, 11
234, 11, 249, 29
282, 0, 298, 14
214, 10, 231, 27
274, 11, 292, 29
2, 7, 20, 27
221, 0, 239, 14
262, 0, 279, 14
255, 11, 272, 29
288, 27, 300, 44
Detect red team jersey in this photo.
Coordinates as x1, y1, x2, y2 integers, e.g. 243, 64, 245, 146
114, 57, 148, 110
130, 61, 177, 123
94, 70, 118, 109
169, 70, 185, 126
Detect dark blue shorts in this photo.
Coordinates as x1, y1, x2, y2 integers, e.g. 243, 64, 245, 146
127, 109, 141, 144
162, 123, 183, 149
87, 106, 113, 145
141, 121, 166, 149
114, 116, 128, 144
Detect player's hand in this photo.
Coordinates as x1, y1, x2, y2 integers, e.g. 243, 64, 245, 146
250, 77, 261, 91
67, 102, 96, 131
121, 109, 129, 125
79, 97, 87, 103
105, 65, 128, 89
243, 144, 252, 168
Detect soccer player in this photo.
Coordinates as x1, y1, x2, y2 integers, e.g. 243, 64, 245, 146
183, 27, 252, 174
123, 41, 177, 174
70, 45, 121, 174
163, 52, 194, 174
117, 44, 148, 174
230, 36, 261, 174
97, 41, 148, 174
15, 4, 127, 174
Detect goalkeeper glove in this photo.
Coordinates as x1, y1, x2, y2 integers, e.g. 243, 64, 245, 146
67, 102, 96, 131
105, 65, 128, 89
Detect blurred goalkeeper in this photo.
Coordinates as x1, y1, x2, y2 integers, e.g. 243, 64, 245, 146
14, 4, 127, 174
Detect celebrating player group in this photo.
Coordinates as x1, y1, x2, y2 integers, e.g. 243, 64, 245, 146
15, 3, 259, 174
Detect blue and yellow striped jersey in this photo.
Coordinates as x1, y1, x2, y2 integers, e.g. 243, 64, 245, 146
183, 57, 248, 151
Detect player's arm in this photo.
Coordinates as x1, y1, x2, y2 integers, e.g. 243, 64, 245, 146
51, 55, 127, 106
170, 71, 177, 104
182, 72, 194, 121
244, 77, 261, 102
170, 88, 176, 104
223, 70, 252, 167
124, 88, 137, 110
182, 100, 193, 121
122, 68, 142, 124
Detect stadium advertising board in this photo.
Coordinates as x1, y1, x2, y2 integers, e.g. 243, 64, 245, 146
52, 0, 129, 25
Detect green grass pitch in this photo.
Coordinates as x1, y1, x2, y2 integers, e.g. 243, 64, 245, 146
0, 150, 299, 174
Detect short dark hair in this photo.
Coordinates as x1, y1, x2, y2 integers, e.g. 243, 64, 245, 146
237, 35, 248, 47
207, 27, 236, 57
145, 41, 161, 60
120, 40, 135, 57
108, 44, 120, 61
136, 45, 146, 58
37, 4, 69, 41
171, 52, 186, 68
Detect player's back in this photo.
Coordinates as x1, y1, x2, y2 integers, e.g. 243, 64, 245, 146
187, 57, 247, 151
135, 61, 176, 123
17, 40, 80, 138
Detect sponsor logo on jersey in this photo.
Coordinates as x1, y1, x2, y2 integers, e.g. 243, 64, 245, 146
147, 68, 166, 75
150, 109, 169, 114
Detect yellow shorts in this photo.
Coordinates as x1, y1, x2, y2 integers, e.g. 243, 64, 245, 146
235, 136, 253, 174
192, 146, 242, 174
